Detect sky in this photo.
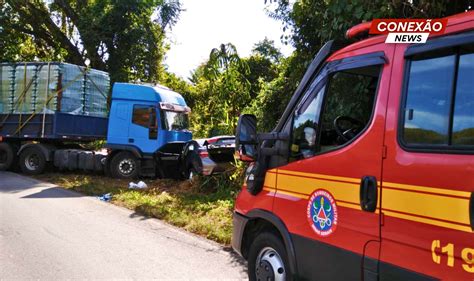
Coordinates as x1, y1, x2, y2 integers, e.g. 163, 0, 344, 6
164, 0, 294, 80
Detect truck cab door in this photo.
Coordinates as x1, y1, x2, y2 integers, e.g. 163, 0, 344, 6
128, 104, 158, 154
270, 46, 394, 280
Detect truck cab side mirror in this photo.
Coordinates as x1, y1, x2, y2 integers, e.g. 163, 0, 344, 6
236, 114, 257, 162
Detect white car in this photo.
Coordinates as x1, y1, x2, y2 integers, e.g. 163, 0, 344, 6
195, 136, 235, 176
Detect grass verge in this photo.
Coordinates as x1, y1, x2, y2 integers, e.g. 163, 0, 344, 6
33, 169, 244, 245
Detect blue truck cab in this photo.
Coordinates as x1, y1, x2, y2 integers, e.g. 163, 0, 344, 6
104, 83, 196, 179
107, 83, 192, 154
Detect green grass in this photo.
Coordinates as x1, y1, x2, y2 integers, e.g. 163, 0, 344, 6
34, 169, 244, 244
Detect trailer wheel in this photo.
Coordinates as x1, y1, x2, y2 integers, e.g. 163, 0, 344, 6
19, 147, 46, 175
0, 143, 17, 171
248, 232, 291, 281
110, 152, 139, 179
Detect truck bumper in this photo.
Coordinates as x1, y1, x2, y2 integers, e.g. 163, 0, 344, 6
231, 211, 249, 257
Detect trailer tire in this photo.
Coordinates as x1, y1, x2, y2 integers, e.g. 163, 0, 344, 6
110, 152, 139, 179
0, 143, 17, 171
19, 147, 47, 175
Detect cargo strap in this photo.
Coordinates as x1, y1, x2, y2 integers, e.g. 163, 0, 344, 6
75, 65, 108, 100
11, 71, 85, 136
0, 64, 44, 130
41, 63, 51, 137
0, 63, 107, 137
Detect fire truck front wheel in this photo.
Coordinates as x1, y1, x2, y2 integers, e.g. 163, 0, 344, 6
248, 232, 292, 281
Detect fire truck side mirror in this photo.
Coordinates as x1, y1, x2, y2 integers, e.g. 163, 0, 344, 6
236, 114, 257, 162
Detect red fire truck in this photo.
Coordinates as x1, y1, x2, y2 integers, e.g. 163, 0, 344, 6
233, 11, 474, 281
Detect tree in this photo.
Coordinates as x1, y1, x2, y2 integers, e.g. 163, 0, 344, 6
204, 43, 247, 80
0, 0, 182, 83
244, 54, 299, 131
252, 37, 283, 63
189, 43, 251, 137
0, 0, 62, 62
243, 39, 282, 102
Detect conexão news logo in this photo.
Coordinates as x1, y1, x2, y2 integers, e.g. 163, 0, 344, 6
369, 19, 448, 43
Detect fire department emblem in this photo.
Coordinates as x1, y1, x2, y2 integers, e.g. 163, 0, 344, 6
307, 189, 338, 237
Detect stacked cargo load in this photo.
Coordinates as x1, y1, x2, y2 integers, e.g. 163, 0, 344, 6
0, 62, 109, 140
0, 62, 109, 117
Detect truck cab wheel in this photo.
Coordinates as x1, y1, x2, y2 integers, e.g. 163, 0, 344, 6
0, 143, 17, 171
110, 152, 139, 179
19, 147, 47, 175
248, 232, 291, 281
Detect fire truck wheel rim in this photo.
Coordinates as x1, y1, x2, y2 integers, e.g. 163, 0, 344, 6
255, 246, 286, 281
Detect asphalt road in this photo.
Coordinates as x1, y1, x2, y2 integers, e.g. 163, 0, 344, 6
0, 171, 247, 279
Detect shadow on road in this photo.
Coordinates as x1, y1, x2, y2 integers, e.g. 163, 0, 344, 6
0, 171, 56, 194
129, 210, 153, 221
21, 187, 83, 199
0, 171, 85, 199
127, 208, 248, 275
222, 245, 249, 274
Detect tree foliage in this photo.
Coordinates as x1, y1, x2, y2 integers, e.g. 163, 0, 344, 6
189, 43, 250, 137
0, 0, 182, 83
188, 40, 285, 137
252, 37, 283, 63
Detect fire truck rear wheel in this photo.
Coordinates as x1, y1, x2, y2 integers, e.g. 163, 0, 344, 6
248, 231, 291, 281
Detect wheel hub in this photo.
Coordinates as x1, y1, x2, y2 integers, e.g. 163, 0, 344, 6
118, 159, 135, 175
256, 260, 275, 281
25, 154, 40, 171
255, 247, 286, 281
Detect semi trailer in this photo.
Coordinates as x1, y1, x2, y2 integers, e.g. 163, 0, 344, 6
0, 62, 199, 179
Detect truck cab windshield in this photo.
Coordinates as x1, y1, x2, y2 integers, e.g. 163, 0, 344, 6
161, 110, 189, 131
